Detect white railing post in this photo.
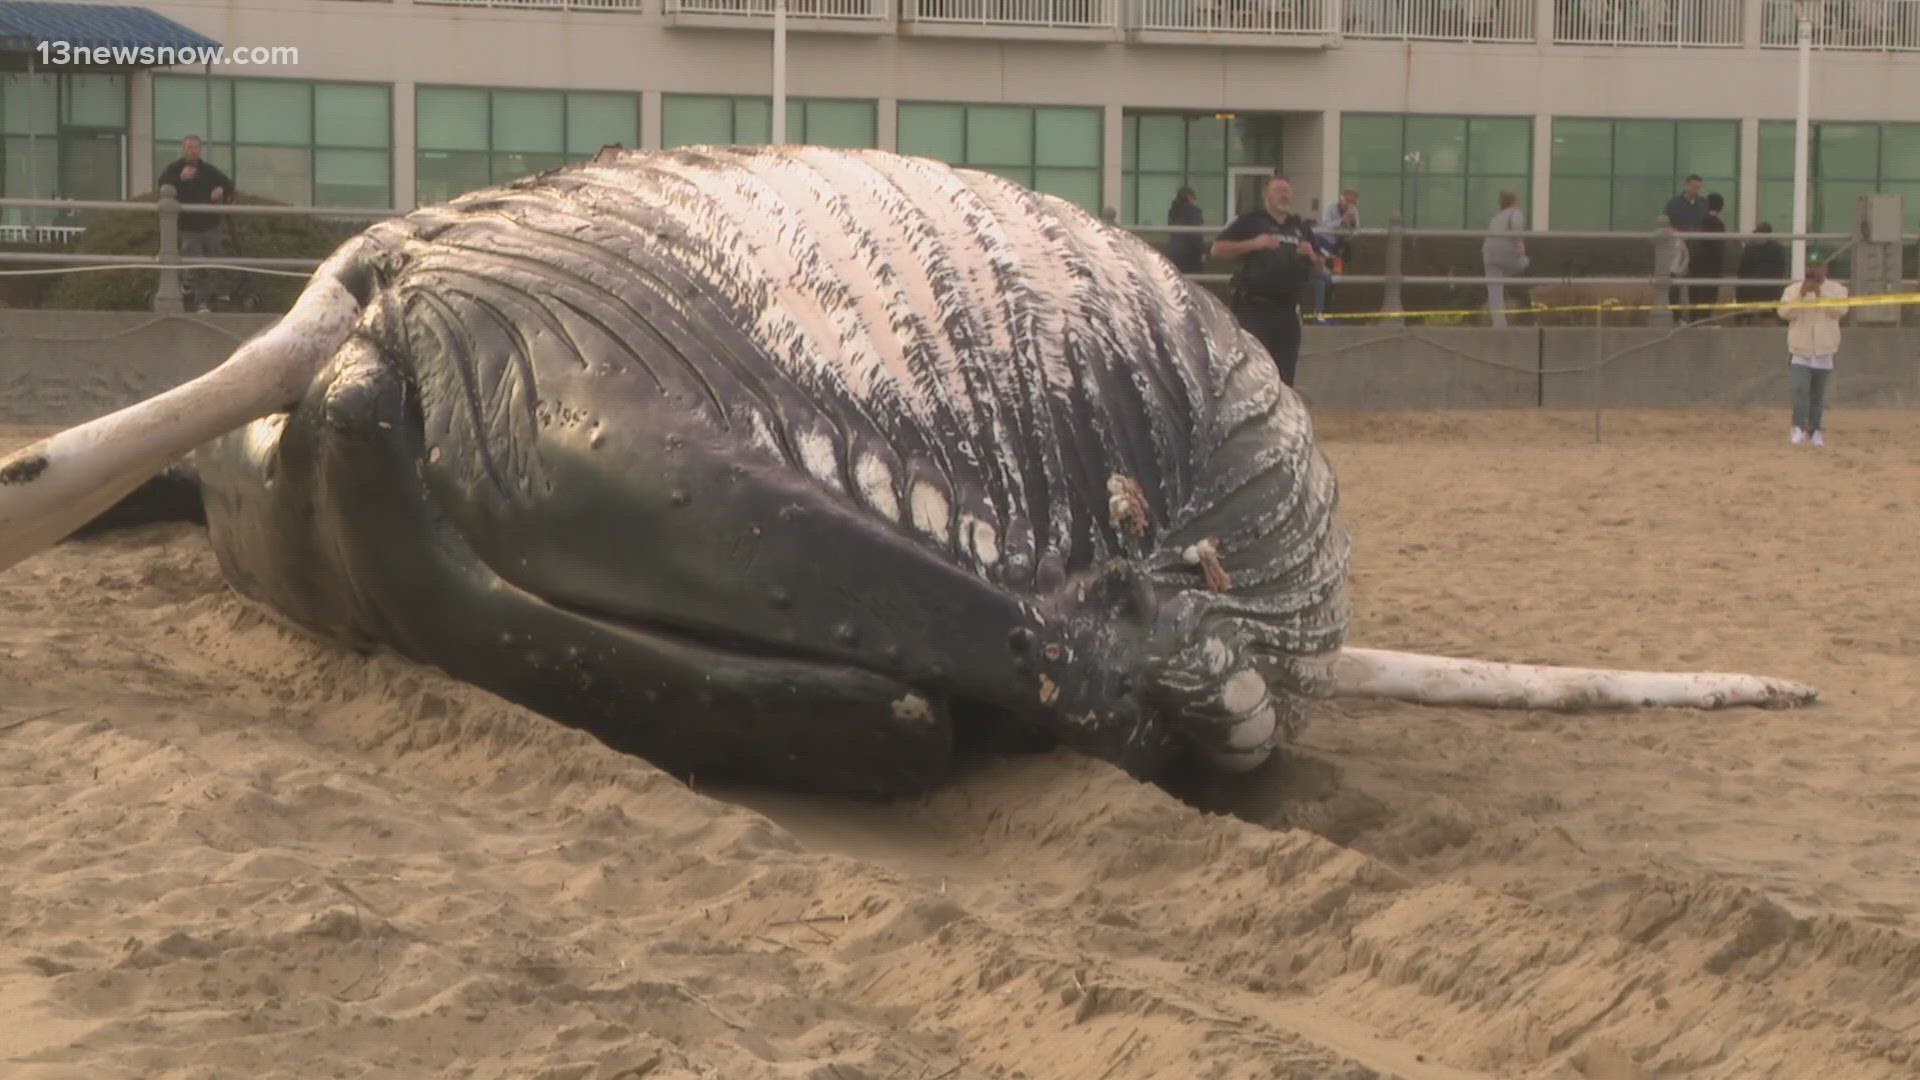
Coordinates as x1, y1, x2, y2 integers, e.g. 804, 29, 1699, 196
154, 187, 183, 315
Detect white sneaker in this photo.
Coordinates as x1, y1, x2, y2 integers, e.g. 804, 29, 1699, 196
1811, 431, 1825, 447
1790, 427, 1806, 444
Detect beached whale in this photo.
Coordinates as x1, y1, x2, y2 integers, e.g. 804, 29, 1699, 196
0, 146, 1816, 796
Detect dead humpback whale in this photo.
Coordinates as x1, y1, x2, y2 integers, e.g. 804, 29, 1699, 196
0, 145, 1815, 796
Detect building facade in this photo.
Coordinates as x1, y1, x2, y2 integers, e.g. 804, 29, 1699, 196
3, 0, 1918, 237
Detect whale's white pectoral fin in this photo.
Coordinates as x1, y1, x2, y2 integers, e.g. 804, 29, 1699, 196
0, 243, 377, 576
1329, 647, 1818, 710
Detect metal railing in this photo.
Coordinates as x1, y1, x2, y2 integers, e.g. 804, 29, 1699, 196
415, 0, 645, 9
0, 224, 85, 246
1553, 0, 1746, 45
1343, 0, 1534, 42
1129, 0, 1333, 33
1760, 0, 1920, 49
902, 0, 1113, 28
667, 0, 891, 16
0, 196, 1908, 327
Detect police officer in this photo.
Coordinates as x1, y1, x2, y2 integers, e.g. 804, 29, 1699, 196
1209, 174, 1323, 387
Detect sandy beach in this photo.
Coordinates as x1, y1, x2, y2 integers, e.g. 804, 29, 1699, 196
3, 407, 1916, 1079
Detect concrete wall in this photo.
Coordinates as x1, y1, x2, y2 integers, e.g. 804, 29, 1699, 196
1297, 325, 1920, 410
4, 313, 1912, 424
0, 311, 272, 425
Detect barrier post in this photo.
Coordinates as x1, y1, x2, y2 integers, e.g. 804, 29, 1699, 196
1650, 215, 1674, 328
1381, 212, 1404, 324
1592, 300, 1606, 442
154, 186, 183, 315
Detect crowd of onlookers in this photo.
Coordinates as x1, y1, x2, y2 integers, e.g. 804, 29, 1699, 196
1157, 173, 1800, 328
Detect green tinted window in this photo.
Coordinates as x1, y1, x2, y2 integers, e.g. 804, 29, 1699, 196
1344, 113, 1530, 228
63, 74, 126, 128
1676, 120, 1738, 178
965, 105, 1033, 167
235, 80, 309, 146
797, 100, 876, 148
1550, 117, 1739, 230
566, 93, 637, 155
733, 98, 772, 144
315, 84, 389, 149
2, 74, 59, 136
1340, 114, 1402, 175
1612, 120, 1675, 177
314, 148, 390, 207
1551, 119, 1613, 176
1135, 114, 1186, 172
1469, 118, 1530, 175
661, 95, 736, 148
152, 76, 229, 142
1817, 124, 1879, 179
1405, 116, 1467, 175
1551, 178, 1612, 230
491, 90, 563, 154
897, 103, 963, 160
1036, 107, 1100, 168
416, 88, 488, 152
1881, 124, 1920, 180
1121, 110, 1231, 226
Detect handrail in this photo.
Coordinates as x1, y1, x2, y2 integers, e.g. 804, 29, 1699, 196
1, 196, 1909, 323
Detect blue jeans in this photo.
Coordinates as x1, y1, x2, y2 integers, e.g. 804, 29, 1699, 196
181, 227, 221, 308
1791, 362, 1831, 432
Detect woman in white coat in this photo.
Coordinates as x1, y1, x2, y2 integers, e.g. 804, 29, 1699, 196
1776, 252, 1849, 446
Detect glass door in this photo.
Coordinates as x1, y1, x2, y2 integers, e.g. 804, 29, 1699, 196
1228, 166, 1271, 220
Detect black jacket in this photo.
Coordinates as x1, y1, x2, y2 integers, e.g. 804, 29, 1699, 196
156, 156, 232, 232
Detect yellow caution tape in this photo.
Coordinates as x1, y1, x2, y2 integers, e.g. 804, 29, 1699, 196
1311, 289, 1920, 323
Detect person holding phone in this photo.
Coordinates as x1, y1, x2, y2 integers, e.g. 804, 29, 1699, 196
1776, 253, 1849, 446
156, 135, 232, 313
1210, 174, 1323, 388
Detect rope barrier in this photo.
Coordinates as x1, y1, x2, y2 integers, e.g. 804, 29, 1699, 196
0, 262, 315, 279
1314, 289, 1920, 323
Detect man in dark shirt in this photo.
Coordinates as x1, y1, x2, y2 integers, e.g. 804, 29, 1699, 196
1209, 174, 1323, 388
1664, 174, 1706, 232
1686, 192, 1729, 323
1736, 222, 1790, 323
156, 135, 231, 312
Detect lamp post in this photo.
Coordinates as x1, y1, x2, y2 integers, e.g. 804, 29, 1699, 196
771, 0, 787, 144
1792, 0, 1817, 276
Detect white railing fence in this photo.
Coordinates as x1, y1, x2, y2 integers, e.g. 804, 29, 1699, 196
904, 0, 1112, 28
417, 0, 646, 9
1343, 0, 1534, 42
1553, 0, 1746, 45
668, 0, 891, 17
1129, 0, 1333, 33
1760, 0, 1920, 49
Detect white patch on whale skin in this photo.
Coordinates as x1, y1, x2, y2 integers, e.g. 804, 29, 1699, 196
1226, 704, 1276, 749
855, 452, 899, 523
961, 515, 999, 567
796, 429, 843, 492
909, 480, 949, 541
240, 413, 288, 473
1220, 668, 1268, 717
746, 410, 784, 461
